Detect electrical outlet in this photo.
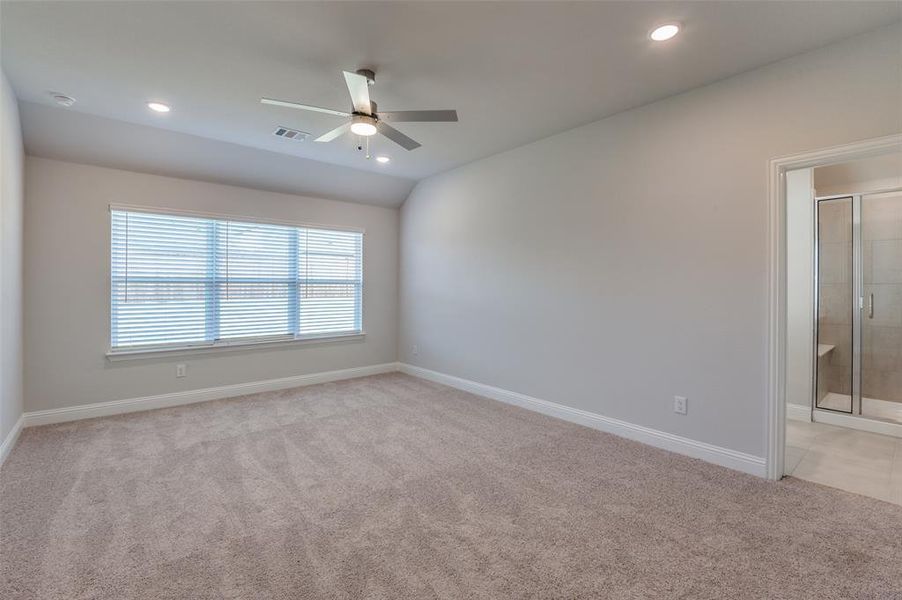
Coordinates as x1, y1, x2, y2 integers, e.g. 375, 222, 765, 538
673, 396, 688, 415
412, 344, 419, 356
176, 364, 187, 378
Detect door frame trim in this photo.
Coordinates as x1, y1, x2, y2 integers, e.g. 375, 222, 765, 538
766, 133, 902, 480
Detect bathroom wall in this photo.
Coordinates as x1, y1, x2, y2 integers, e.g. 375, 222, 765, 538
815, 152, 902, 197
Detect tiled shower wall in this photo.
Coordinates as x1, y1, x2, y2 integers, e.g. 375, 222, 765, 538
862, 192, 902, 403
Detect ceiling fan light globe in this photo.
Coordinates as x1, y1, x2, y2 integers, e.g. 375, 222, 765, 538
350, 122, 377, 136
350, 115, 378, 136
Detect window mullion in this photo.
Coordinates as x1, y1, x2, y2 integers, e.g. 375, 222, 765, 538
205, 220, 221, 342
289, 228, 300, 336
355, 235, 363, 332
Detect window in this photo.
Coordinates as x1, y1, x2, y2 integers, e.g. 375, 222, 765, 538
110, 208, 363, 352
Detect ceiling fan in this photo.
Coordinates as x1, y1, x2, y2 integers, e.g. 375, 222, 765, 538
260, 69, 458, 151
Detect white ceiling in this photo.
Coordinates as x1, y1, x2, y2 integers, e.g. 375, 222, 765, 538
2, 1, 900, 205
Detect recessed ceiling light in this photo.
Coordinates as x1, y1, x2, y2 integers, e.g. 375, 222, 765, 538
51, 93, 76, 107
649, 23, 680, 42
375, 156, 390, 164
147, 102, 171, 113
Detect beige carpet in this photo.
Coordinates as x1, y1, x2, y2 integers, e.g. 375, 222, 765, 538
2, 373, 901, 599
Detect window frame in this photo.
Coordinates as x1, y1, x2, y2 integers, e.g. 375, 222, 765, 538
106, 204, 365, 360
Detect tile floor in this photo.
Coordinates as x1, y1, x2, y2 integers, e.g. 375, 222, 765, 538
786, 418, 902, 505
818, 392, 902, 423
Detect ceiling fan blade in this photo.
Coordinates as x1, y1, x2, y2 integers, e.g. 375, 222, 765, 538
343, 71, 373, 115
379, 110, 458, 123
260, 98, 349, 117
377, 122, 421, 151
315, 123, 351, 142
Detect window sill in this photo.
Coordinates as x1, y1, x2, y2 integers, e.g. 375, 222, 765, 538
106, 332, 365, 362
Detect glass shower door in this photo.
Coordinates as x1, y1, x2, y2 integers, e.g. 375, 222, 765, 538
860, 191, 902, 423
815, 196, 854, 414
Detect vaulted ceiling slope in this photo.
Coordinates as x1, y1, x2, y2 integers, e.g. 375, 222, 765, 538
2, 1, 900, 206
19, 102, 416, 207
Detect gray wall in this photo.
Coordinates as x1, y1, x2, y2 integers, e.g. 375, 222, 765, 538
24, 157, 399, 412
0, 71, 24, 443
399, 26, 902, 458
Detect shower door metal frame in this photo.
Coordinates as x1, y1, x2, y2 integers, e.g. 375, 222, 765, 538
812, 194, 859, 416
852, 194, 863, 416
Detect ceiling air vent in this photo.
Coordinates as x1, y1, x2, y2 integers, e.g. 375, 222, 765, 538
273, 126, 309, 142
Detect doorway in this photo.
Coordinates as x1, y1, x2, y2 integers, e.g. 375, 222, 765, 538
815, 190, 902, 425
767, 133, 902, 481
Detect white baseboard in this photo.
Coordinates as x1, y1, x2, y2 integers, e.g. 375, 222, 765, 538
23, 362, 401, 428
16, 361, 767, 477
399, 363, 767, 477
0, 415, 24, 468
786, 403, 811, 422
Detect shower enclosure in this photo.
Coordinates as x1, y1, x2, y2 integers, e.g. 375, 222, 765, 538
815, 189, 902, 425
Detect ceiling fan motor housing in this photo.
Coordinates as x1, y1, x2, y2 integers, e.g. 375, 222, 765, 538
356, 69, 376, 86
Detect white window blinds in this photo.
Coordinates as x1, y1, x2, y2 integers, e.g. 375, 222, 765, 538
111, 209, 363, 350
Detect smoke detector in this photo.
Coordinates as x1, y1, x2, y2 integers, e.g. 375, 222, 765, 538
273, 126, 309, 141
